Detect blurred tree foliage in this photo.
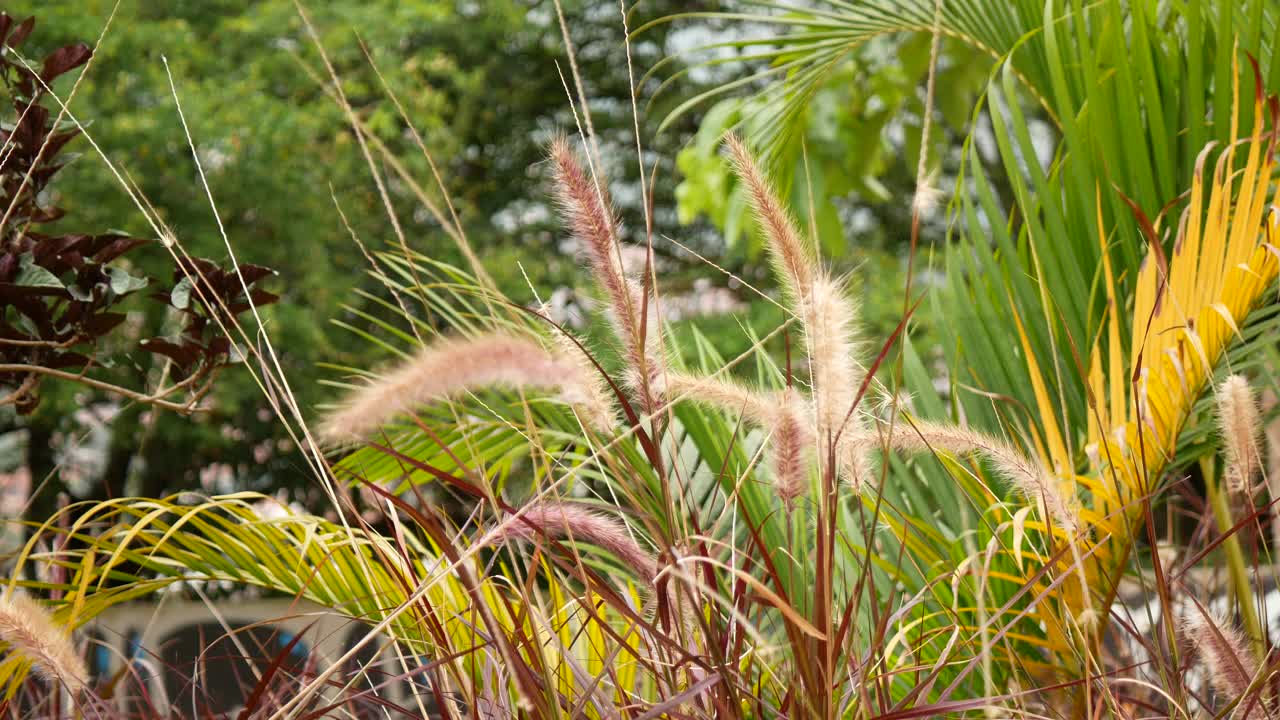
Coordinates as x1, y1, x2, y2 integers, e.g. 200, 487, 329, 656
4, 1, 961, 517
672, 36, 992, 258
2, 0, 717, 511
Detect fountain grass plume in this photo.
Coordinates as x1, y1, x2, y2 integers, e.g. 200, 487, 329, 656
549, 137, 667, 405
772, 391, 811, 505
803, 273, 864, 465
725, 136, 867, 485
1181, 610, 1267, 718
551, 329, 617, 433
865, 419, 1080, 534
0, 594, 87, 694
478, 502, 658, 583
1216, 375, 1262, 494
668, 372, 812, 504
319, 332, 615, 442
665, 372, 778, 426
724, 133, 813, 297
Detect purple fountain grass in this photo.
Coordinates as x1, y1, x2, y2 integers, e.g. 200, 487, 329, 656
550, 329, 618, 433
802, 273, 864, 467
1216, 375, 1262, 495
478, 501, 658, 583
724, 134, 813, 298
0, 594, 87, 695
667, 372, 813, 505
861, 419, 1080, 534
1181, 610, 1268, 719
319, 331, 615, 442
771, 391, 811, 506
665, 372, 778, 426
548, 138, 667, 407
725, 135, 868, 487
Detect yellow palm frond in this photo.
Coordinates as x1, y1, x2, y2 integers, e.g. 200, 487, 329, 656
1090, 87, 1277, 508
1008, 66, 1279, 669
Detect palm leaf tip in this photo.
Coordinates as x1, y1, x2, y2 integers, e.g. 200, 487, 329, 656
1087, 92, 1279, 507
0, 594, 87, 694
318, 332, 614, 442
1215, 374, 1261, 494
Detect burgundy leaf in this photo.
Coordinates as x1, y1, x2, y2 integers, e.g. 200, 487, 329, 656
175, 256, 218, 280
42, 128, 80, 159
225, 290, 279, 316
0, 15, 13, 46
139, 338, 200, 369
45, 351, 90, 370
6, 17, 34, 49
234, 264, 277, 286
91, 236, 149, 263
28, 206, 65, 224
40, 43, 92, 82
82, 312, 126, 336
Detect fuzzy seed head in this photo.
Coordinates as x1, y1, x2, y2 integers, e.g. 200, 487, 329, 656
319, 332, 612, 442
549, 137, 626, 311
802, 273, 865, 449
551, 330, 617, 433
666, 372, 777, 426
724, 134, 813, 297
479, 502, 658, 583
865, 420, 1080, 534
667, 373, 813, 504
772, 392, 812, 506
549, 139, 666, 408
0, 594, 87, 694
1180, 611, 1266, 718
1216, 375, 1262, 495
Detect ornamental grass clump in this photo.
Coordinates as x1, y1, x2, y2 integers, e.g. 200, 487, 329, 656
14, 1, 1280, 717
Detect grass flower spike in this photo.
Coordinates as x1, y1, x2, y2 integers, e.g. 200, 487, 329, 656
549, 138, 667, 406
1181, 610, 1267, 718
1216, 374, 1262, 494
479, 502, 658, 582
668, 372, 813, 504
320, 332, 614, 442
863, 419, 1080, 534
726, 134, 866, 486
0, 594, 87, 694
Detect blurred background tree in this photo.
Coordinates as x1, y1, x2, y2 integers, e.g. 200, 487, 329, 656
2, 1, 975, 519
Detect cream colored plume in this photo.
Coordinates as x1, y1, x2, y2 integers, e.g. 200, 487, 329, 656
725, 135, 867, 485
0, 593, 87, 694
801, 273, 863, 454
724, 134, 813, 297
1216, 375, 1262, 495
320, 332, 615, 442
551, 330, 618, 432
860, 419, 1080, 533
